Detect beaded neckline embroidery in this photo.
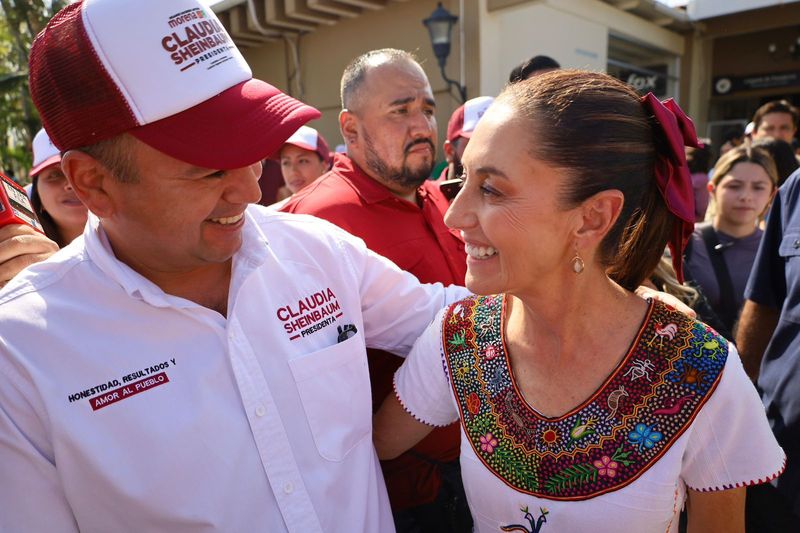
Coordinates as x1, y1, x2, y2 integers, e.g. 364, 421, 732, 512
442, 295, 727, 500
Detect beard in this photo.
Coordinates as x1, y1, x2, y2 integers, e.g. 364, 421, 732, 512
363, 130, 434, 190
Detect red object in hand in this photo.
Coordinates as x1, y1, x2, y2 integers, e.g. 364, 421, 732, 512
0, 172, 44, 233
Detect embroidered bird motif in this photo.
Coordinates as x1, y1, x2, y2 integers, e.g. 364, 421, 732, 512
648, 322, 678, 347
653, 394, 694, 415
449, 303, 466, 324
605, 385, 629, 421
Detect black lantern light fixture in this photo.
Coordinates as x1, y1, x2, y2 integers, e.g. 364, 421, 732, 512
423, 2, 466, 103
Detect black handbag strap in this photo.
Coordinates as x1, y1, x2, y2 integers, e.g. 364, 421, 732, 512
700, 225, 737, 330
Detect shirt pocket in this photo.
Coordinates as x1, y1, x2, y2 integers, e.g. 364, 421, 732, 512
288, 334, 372, 461
777, 231, 800, 259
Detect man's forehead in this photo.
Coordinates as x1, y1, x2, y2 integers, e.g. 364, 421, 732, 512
362, 60, 432, 100
762, 112, 794, 124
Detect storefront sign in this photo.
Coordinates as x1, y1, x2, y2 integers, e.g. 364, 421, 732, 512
619, 65, 668, 97
713, 70, 800, 96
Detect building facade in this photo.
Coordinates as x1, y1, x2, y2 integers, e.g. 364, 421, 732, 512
212, 0, 800, 158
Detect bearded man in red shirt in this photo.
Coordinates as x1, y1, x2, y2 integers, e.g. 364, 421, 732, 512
281, 48, 470, 532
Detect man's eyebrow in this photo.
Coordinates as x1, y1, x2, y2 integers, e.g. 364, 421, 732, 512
388, 96, 415, 107
183, 165, 214, 178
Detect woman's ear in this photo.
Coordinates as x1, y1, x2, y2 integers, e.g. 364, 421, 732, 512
60, 150, 116, 218
575, 189, 625, 246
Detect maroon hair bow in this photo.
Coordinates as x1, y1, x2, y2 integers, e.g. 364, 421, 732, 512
641, 92, 699, 284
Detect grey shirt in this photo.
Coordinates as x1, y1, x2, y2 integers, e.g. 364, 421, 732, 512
685, 222, 763, 321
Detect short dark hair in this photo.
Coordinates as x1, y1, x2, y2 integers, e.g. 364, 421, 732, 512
30, 176, 66, 247
340, 48, 418, 110
686, 144, 711, 174
751, 137, 799, 186
508, 55, 560, 83
498, 70, 672, 291
752, 100, 799, 130
77, 135, 139, 183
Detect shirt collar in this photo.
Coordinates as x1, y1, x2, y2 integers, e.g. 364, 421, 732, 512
83, 208, 270, 309
333, 155, 416, 206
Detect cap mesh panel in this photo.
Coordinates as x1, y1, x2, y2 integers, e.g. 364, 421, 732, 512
29, 1, 138, 151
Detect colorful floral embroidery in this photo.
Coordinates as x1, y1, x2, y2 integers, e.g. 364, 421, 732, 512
593, 456, 618, 478
480, 432, 499, 454
467, 392, 481, 414
628, 423, 664, 452
442, 296, 727, 500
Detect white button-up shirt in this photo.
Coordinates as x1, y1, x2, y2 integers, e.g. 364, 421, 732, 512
0, 207, 467, 532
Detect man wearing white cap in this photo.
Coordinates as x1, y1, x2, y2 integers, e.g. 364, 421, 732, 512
273, 125, 332, 205
0, 2, 466, 532
440, 96, 495, 184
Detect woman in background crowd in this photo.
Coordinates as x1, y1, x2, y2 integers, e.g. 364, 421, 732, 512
374, 70, 784, 532
272, 125, 331, 206
685, 145, 778, 335
29, 128, 88, 247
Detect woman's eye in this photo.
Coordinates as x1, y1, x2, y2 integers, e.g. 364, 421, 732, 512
480, 184, 500, 197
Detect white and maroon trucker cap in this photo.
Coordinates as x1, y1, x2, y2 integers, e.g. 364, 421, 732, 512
29, 128, 62, 177
278, 126, 332, 165
28, 0, 320, 170
446, 96, 494, 143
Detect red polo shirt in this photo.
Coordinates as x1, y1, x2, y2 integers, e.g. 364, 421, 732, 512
280, 155, 466, 511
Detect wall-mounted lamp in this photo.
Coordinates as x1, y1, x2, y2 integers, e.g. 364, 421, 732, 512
423, 2, 467, 103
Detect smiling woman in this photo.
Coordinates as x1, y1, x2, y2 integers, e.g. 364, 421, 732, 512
373, 70, 785, 533
29, 128, 89, 248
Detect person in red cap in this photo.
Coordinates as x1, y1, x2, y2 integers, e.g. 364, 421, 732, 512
0, 127, 86, 287
28, 128, 89, 247
273, 125, 332, 206
440, 96, 495, 184
0, 2, 468, 532
282, 48, 473, 532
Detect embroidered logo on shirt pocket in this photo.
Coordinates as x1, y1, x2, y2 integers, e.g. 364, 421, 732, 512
288, 335, 371, 461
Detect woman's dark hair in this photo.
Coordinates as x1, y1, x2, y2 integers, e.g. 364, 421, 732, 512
686, 144, 711, 174
30, 176, 67, 247
751, 137, 799, 186
498, 70, 673, 291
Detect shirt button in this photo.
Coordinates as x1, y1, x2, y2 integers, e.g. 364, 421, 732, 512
794, 239, 800, 249
283, 482, 294, 494
255, 405, 266, 417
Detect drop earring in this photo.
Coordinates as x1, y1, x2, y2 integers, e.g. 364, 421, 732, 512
571, 245, 585, 274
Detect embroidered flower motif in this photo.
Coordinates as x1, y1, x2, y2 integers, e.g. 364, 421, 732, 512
628, 423, 663, 452
483, 344, 499, 360
593, 455, 618, 478
480, 432, 499, 454
466, 392, 481, 414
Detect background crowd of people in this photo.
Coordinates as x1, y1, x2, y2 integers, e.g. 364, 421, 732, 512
1, 0, 800, 532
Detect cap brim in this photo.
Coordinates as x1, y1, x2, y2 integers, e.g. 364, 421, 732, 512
29, 155, 62, 177
131, 79, 321, 170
